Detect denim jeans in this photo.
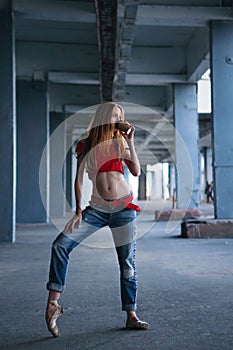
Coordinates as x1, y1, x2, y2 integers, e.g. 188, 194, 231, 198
46, 205, 137, 311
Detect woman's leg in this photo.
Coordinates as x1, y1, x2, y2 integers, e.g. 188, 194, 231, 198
47, 206, 106, 293
45, 233, 79, 337
45, 207, 107, 336
110, 209, 137, 310
46, 233, 79, 293
113, 229, 138, 312
110, 210, 149, 329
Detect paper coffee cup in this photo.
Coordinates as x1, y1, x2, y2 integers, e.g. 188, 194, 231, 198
116, 122, 132, 135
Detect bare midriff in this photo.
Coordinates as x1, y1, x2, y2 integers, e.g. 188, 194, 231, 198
92, 171, 132, 200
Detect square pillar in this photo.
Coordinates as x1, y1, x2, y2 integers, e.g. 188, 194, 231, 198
210, 21, 233, 219
173, 84, 200, 209
16, 79, 49, 223
0, 2, 16, 242
65, 132, 73, 212
169, 163, 176, 199
49, 112, 66, 217
138, 165, 147, 200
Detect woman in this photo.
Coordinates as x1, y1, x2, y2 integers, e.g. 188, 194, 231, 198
45, 102, 149, 337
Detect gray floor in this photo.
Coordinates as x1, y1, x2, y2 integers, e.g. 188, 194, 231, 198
1, 201, 233, 350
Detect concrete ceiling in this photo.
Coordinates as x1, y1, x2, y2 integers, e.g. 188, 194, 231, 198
13, 0, 233, 164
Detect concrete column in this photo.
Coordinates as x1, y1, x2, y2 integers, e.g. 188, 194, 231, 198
65, 132, 73, 212
173, 84, 200, 209
124, 165, 130, 182
49, 112, 66, 217
210, 21, 233, 218
206, 148, 213, 183
138, 165, 147, 200
151, 171, 156, 199
169, 163, 176, 198
17, 79, 49, 223
203, 147, 213, 184
147, 164, 162, 199
0, 2, 16, 242
202, 147, 213, 200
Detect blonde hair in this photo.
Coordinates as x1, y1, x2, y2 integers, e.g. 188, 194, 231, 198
81, 102, 126, 173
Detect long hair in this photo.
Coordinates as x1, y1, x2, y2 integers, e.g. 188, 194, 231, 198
82, 102, 126, 173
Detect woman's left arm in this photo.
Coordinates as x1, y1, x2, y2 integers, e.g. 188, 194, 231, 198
123, 125, 141, 177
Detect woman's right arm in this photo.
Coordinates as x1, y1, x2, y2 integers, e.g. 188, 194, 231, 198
63, 153, 85, 233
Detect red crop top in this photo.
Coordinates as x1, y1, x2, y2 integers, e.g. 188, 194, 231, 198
75, 139, 124, 179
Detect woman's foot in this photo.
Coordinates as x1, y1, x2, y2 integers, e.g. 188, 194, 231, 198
45, 300, 64, 337
126, 312, 149, 330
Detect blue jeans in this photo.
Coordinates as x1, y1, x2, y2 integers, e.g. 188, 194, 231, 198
46, 206, 137, 311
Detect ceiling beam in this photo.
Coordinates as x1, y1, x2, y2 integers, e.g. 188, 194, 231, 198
63, 103, 169, 118
48, 71, 187, 86
95, 0, 117, 102
114, 0, 140, 100
48, 72, 99, 85
129, 47, 185, 74
136, 119, 174, 157
13, 0, 96, 23
16, 41, 99, 78
137, 5, 233, 27
186, 27, 210, 81
126, 73, 187, 85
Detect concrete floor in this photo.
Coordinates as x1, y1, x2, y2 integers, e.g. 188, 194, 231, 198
1, 201, 233, 350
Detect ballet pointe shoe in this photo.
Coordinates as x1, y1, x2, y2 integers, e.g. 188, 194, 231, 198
45, 300, 64, 337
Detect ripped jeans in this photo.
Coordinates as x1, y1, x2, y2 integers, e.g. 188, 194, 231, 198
46, 206, 137, 311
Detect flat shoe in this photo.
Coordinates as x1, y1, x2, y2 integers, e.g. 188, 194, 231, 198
45, 301, 64, 337
126, 319, 149, 330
